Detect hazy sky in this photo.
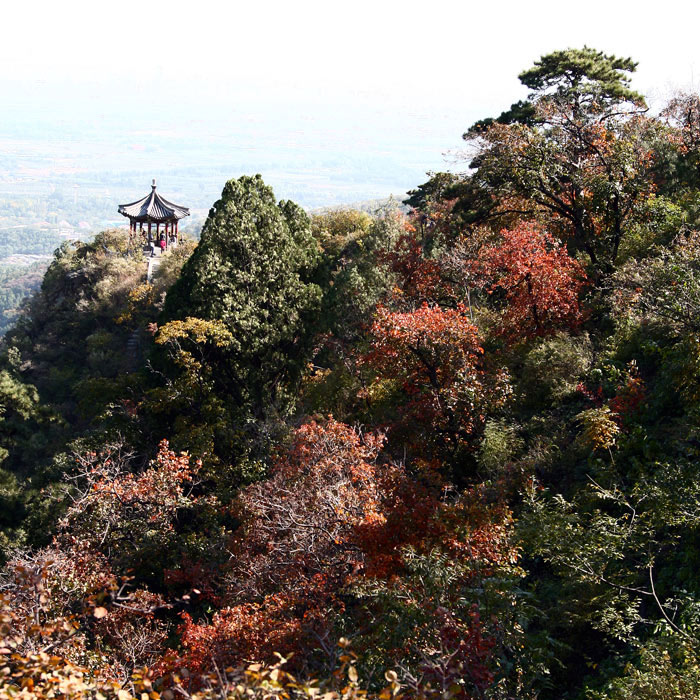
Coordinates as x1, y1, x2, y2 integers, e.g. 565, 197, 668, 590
2, 0, 700, 207
5, 0, 698, 107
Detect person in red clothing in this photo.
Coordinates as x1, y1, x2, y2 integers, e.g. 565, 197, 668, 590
159, 234, 166, 254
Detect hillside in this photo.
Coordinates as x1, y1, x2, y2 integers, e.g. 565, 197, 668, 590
2, 49, 700, 700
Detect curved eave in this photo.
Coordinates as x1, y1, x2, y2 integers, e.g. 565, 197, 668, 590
119, 210, 190, 223
118, 189, 190, 222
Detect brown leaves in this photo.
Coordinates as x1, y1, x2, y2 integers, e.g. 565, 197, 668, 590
57, 440, 203, 571
231, 420, 387, 599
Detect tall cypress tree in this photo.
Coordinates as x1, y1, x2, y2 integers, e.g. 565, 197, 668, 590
163, 175, 321, 420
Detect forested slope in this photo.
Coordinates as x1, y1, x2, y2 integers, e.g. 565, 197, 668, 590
2, 48, 700, 699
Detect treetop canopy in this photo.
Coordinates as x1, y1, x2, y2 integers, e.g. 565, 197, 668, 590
518, 46, 645, 107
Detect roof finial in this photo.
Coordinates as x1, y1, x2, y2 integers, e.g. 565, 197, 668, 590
152, 178, 156, 189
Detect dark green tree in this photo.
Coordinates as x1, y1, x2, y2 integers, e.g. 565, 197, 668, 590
162, 175, 322, 424
0, 348, 39, 467
465, 99, 539, 137
517, 46, 644, 111
404, 172, 463, 212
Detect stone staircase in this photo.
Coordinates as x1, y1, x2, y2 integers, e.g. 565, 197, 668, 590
126, 328, 142, 371
124, 246, 163, 370
146, 254, 162, 283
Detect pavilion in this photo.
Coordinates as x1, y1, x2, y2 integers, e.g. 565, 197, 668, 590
118, 180, 189, 250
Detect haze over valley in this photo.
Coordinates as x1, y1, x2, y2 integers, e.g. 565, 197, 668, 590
0, 80, 469, 250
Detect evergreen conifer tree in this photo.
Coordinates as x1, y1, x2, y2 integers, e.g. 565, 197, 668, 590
163, 175, 322, 420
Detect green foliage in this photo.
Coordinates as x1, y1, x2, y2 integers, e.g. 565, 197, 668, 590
150, 176, 323, 476
150, 234, 197, 294
0, 262, 45, 337
587, 640, 700, 699
0, 230, 153, 485
0, 349, 40, 465
404, 172, 463, 211
315, 204, 404, 341
520, 450, 700, 686
616, 195, 687, 262
518, 332, 593, 408
311, 208, 373, 257
518, 46, 644, 107
612, 230, 700, 336
164, 175, 321, 418
0, 228, 63, 258
465, 100, 539, 137
148, 317, 239, 469
0, 466, 24, 558
452, 48, 661, 273
477, 419, 524, 478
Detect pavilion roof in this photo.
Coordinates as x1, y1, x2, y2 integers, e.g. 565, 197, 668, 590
118, 181, 190, 222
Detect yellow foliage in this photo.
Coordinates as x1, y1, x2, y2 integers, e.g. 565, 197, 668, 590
577, 406, 620, 451
116, 284, 158, 324
156, 317, 233, 348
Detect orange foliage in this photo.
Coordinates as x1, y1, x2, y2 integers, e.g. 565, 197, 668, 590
608, 363, 646, 427
1, 421, 519, 696
174, 592, 318, 675
383, 231, 449, 307
363, 304, 510, 455
171, 420, 515, 675
166, 420, 390, 670
230, 419, 386, 598
56, 441, 205, 574
473, 221, 587, 339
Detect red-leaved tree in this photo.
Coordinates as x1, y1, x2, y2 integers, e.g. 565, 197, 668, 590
474, 221, 587, 339
170, 418, 520, 695
172, 420, 388, 672
363, 304, 510, 461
